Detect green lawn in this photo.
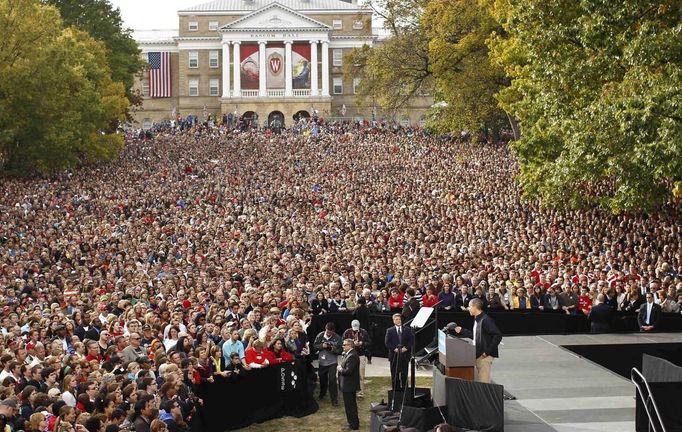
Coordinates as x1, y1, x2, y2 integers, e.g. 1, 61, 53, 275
242, 376, 433, 432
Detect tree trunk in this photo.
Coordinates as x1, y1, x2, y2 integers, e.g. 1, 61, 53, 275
506, 112, 520, 140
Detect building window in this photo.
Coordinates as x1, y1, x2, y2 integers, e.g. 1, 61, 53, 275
353, 77, 361, 94
353, 20, 364, 30
188, 21, 198, 31
332, 49, 343, 67
142, 118, 152, 129
208, 21, 219, 31
142, 81, 150, 97
188, 51, 198, 68
332, 19, 343, 30
209, 50, 219, 68
189, 78, 199, 96
209, 79, 220, 96
333, 77, 343, 94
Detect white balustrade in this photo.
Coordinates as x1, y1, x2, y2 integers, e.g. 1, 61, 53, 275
240, 90, 259, 97
293, 89, 311, 97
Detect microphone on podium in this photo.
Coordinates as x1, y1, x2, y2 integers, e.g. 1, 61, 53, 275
442, 322, 458, 335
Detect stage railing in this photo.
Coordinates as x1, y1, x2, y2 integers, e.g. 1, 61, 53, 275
631, 367, 666, 432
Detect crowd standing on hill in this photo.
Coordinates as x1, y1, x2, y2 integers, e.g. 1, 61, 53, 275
0, 121, 680, 431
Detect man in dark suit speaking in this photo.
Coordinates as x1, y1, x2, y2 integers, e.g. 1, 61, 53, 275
337, 339, 361, 430
453, 298, 502, 383
385, 313, 414, 392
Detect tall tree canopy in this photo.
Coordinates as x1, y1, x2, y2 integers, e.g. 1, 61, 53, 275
348, 0, 511, 135
422, 0, 511, 137
0, 0, 128, 176
489, 0, 682, 212
45, 0, 145, 107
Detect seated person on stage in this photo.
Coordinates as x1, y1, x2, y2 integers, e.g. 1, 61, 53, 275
638, 292, 662, 332
245, 340, 270, 368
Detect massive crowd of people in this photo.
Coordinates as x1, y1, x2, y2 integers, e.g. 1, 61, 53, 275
0, 120, 680, 431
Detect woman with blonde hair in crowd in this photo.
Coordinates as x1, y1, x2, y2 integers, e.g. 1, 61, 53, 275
242, 329, 258, 350
53, 405, 78, 432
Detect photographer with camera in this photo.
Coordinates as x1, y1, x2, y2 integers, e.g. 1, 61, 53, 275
313, 322, 342, 406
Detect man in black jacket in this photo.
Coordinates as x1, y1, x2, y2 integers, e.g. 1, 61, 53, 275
454, 298, 502, 383
588, 294, 613, 333
401, 288, 421, 322
337, 339, 361, 431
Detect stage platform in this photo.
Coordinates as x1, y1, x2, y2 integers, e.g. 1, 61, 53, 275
495, 333, 682, 432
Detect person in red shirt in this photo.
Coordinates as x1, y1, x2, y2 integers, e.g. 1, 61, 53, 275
579, 287, 593, 315
388, 289, 402, 311
245, 340, 270, 368
422, 287, 438, 308
267, 339, 293, 364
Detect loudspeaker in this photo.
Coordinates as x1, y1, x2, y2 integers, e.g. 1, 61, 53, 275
388, 387, 432, 411
401, 405, 446, 431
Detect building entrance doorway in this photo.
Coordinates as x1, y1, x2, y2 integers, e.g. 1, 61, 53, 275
268, 111, 285, 129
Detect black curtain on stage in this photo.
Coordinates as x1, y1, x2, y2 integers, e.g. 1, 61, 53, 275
192, 360, 318, 431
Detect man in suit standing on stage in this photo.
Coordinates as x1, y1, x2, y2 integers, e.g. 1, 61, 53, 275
454, 298, 502, 383
337, 339, 361, 431
638, 292, 662, 332
588, 294, 613, 333
385, 313, 414, 391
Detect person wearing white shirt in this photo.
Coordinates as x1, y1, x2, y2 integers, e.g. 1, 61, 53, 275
637, 293, 661, 332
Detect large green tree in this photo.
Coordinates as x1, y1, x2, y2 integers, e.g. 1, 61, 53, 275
0, 0, 128, 176
422, 0, 513, 138
489, 0, 682, 212
45, 0, 145, 107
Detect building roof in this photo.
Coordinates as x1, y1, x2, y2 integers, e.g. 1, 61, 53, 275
133, 29, 179, 42
179, 0, 364, 12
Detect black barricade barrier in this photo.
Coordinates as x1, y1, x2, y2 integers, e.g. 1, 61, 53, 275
192, 359, 318, 431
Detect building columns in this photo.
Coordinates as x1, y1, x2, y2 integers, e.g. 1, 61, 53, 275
232, 41, 241, 96
221, 41, 230, 98
321, 41, 330, 97
310, 40, 318, 96
284, 41, 293, 97
258, 41, 267, 97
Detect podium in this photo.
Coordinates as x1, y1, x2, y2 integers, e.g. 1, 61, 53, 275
438, 331, 475, 381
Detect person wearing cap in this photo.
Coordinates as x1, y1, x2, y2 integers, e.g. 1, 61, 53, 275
342, 320, 371, 398
0, 399, 17, 431
140, 325, 155, 348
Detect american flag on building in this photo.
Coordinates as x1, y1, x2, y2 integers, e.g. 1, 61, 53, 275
148, 52, 171, 98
